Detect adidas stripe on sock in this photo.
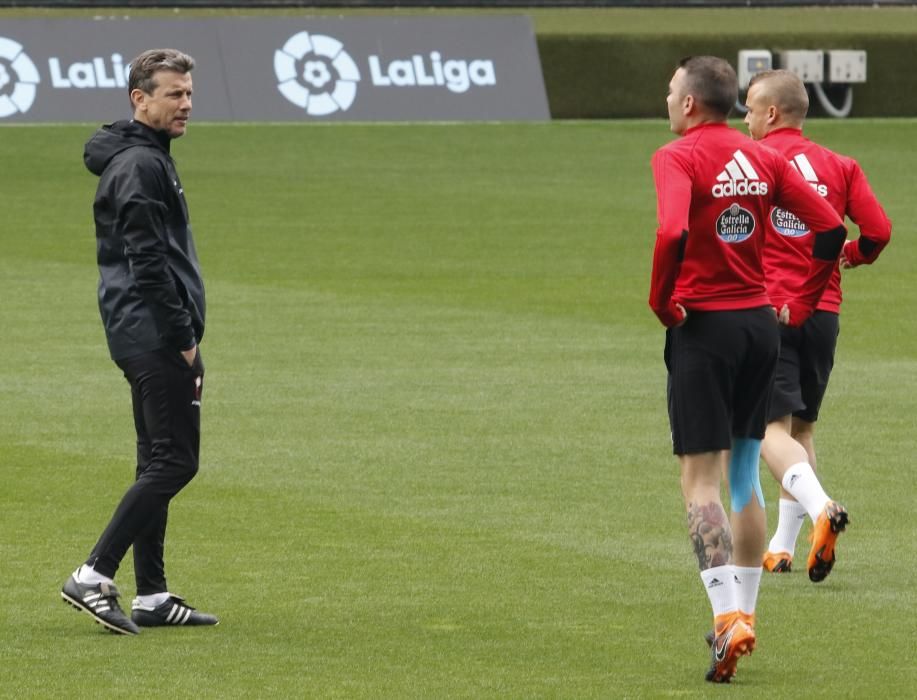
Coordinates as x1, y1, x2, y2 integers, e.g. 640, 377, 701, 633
700, 565, 738, 618
781, 462, 831, 522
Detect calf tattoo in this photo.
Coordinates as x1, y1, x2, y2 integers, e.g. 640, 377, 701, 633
686, 501, 733, 570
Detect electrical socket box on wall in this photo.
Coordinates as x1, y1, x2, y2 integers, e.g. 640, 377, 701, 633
778, 50, 824, 83
827, 50, 867, 83
737, 49, 772, 89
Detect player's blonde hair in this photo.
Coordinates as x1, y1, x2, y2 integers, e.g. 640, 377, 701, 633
748, 69, 809, 125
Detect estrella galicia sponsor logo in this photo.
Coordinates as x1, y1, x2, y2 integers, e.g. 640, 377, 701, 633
0, 36, 40, 118
716, 203, 756, 243
770, 207, 811, 238
274, 32, 361, 116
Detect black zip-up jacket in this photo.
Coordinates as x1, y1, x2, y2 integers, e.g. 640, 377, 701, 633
84, 120, 205, 361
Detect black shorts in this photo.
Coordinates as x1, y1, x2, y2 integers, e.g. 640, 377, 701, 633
664, 307, 779, 455
767, 310, 839, 423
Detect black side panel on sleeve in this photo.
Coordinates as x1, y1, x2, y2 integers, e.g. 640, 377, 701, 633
813, 226, 846, 261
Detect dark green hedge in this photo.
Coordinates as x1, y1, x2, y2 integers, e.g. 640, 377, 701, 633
538, 33, 917, 118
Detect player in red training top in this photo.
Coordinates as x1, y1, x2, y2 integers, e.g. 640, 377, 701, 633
649, 56, 846, 684
744, 70, 891, 582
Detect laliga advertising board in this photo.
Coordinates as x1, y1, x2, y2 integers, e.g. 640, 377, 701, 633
0, 16, 549, 122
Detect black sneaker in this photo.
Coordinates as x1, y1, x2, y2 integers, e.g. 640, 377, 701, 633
131, 594, 219, 627
61, 575, 140, 635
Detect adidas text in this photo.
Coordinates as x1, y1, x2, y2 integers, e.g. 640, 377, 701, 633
712, 180, 769, 198
809, 182, 829, 197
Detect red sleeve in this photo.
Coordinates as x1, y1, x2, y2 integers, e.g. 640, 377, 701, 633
648, 149, 690, 327
843, 160, 892, 266
772, 157, 846, 326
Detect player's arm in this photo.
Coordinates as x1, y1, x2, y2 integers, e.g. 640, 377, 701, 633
841, 160, 892, 268
113, 158, 197, 352
648, 150, 690, 328
773, 158, 846, 327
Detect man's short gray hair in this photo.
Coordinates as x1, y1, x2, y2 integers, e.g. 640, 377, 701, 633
128, 48, 195, 97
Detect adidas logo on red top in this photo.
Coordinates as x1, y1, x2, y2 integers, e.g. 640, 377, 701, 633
770, 153, 826, 237
712, 150, 769, 198
791, 153, 828, 197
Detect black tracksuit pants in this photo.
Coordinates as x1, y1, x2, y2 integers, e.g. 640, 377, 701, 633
87, 348, 203, 595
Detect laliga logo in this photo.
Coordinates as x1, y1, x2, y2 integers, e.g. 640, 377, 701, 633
274, 31, 360, 116
0, 37, 40, 118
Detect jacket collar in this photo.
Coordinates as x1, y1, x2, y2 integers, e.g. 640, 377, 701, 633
129, 119, 172, 154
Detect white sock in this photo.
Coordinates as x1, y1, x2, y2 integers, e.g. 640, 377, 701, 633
135, 592, 171, 608
75, 565, 113, 586
700, 565, 737, 617
768, 498, 808, 556
734, 566, 762, 617
781, 462, 831, 522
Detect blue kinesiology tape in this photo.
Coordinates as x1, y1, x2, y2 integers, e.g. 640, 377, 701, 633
728, 437, 765, 512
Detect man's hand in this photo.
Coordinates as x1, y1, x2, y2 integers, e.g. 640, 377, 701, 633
779, 302, 813, 328
181, 344, 197, 367
840, 239, 861, 269
778, 304, 790, 325
653, 300, 687, 328
674, 303, 688, 327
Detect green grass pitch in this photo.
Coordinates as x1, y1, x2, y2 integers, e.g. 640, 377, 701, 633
1, 119, 915, 697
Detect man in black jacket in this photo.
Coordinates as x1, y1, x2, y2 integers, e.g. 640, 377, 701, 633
61, 49, 217, 635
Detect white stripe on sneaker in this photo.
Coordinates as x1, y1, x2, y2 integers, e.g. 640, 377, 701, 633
166, 604, 180, 623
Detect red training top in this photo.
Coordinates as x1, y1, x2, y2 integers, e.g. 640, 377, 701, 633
649, 122, 845, 328
760, 127, 892, 314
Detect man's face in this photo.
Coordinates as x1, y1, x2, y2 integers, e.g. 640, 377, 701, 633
743, 83, 770, 140
666, 68, 689, 135
132, 70, 193, 138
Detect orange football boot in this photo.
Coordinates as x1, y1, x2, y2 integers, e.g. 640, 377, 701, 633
762, 550, 793, 573
705, 610, 755, 647
807, 501, 849, 582
705, 612, 756, 683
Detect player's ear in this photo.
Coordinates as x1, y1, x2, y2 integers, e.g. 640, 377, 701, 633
683, 94, 695, 115
767, 105, 778, 124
